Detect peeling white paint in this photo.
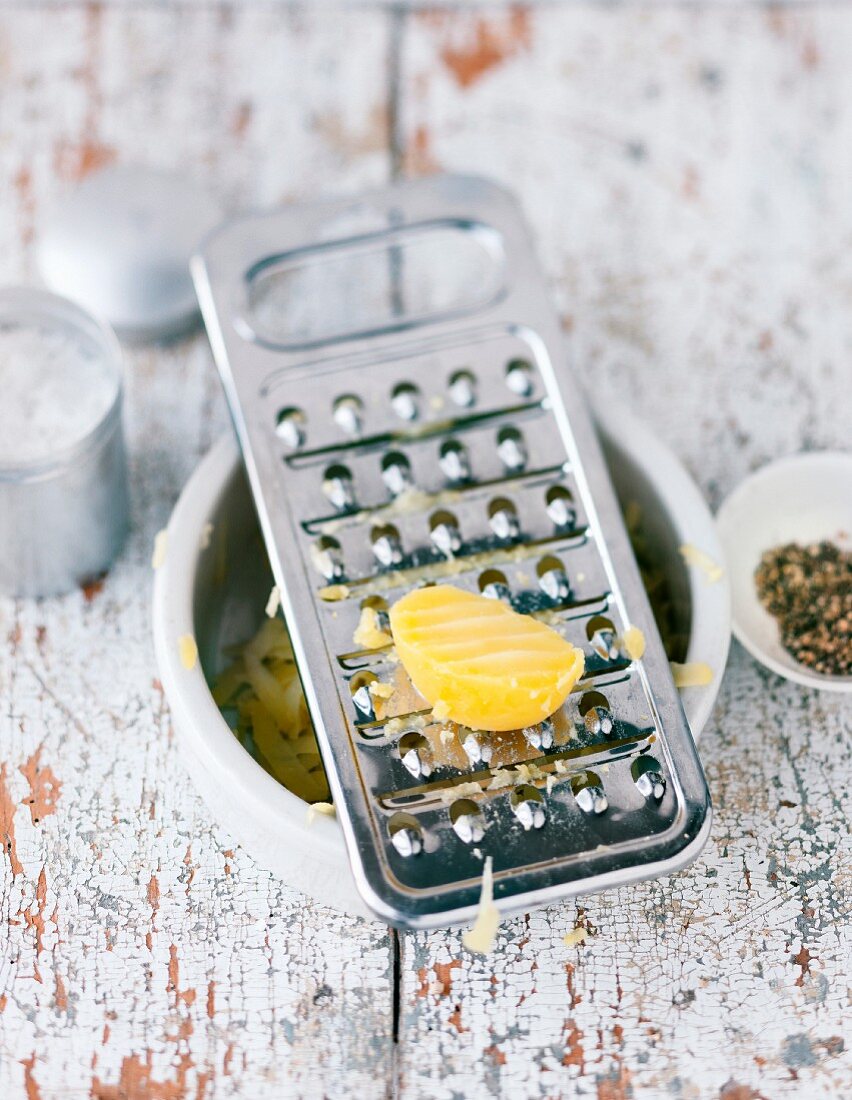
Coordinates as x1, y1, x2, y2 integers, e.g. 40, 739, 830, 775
0, 4, 850, 1099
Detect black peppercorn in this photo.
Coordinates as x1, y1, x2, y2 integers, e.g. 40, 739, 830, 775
754, 541, 851, 676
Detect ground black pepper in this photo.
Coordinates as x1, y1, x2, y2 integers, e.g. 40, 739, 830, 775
754, 540, 851, 676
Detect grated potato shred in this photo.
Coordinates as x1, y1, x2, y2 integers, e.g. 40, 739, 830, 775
306, 801, 336, 825
178, 633, 198, 670
462, 856, 500, 954
670, 660, 713, 688
265, 585, 281, 618
621, 625, 646, 661
152, 529, 168, 570
213, 617, 331, 804
679, 543, 724, 584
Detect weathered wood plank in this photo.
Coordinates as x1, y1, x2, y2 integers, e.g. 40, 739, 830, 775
399, 4, 852, 502
396, 6, 852, 1097
1, 3, 850, 1098
0, 6, 395, 1099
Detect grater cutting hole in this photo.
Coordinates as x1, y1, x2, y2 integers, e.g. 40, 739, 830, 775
505, 358, 534, 397
571, 771, 608, 815
488, 496, 520, 541
511, 785, 546, 830
311, 535, 345, 580
333, 394, 364, 437
391, 382, 420, 422
450, 799, 486, 844
388, 812, 423, 857
496, 425, 528, 473
398, 731, 433, 779
461, 729, 493, 766
545, 485, 576, 529
536, 555, 571, 603
350, 670, 379, 720
578, 691, 614, 737
448, 369, 477, 408
429, 509, 462, 557
371, 523, 404, 568
275, 406, 306, 450
632, 755, 666, 801
479, 568, 511, 602
322, 463, 356, 511
523, 718, 554, 752
381, 450, 412, 496
439, 438, 472, 483
586, 615, 620, 661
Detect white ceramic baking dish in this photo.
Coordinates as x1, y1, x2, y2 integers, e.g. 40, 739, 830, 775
153, 406, 730, 921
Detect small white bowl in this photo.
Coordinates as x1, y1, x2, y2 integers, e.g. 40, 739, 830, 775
153, 407, 731, 919
716, 451, 852, 693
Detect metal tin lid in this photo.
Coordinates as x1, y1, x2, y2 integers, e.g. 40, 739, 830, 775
37, 166, 220, 342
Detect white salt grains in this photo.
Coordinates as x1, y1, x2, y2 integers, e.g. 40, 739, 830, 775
0, 319, 117, 468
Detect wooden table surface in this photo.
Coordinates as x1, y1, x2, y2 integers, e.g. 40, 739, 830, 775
1, 4, 850, 1098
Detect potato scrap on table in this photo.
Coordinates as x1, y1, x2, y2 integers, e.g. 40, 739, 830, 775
563, 925, 588, 947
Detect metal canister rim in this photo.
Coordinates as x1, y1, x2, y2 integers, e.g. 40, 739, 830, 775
0, 285, 125, 483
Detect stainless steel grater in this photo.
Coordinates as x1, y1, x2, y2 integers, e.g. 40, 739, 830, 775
192, 175, 711, 929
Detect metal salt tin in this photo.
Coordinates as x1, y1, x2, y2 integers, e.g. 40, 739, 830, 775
192, 175, 712, 929
0, 287, 130, 597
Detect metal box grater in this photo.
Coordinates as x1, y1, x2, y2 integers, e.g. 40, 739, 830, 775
192, 175, 711, 929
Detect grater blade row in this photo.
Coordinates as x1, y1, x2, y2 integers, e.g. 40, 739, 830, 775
192, 175, 711, 929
